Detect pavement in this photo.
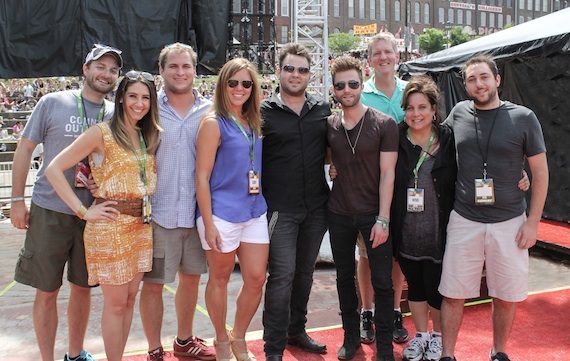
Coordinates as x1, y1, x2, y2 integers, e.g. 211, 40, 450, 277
1, 218, 569, 361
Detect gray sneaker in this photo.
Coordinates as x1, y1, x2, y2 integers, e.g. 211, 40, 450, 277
424, 334, 442, 361
63, 350, 97, 361
360, 310, 375, 344
393, 310, 409, 343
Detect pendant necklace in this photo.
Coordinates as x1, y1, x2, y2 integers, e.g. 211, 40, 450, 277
343, 111, 365, 155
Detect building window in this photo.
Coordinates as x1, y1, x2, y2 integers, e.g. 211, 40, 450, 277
507, 0, 512, 8
466, 10, 472, 25
334, 0, 340, 17
281, 0, 289, 16
497, 0, 503, 6
543, 0, 548, 12
371, 0, 376, 20
481, 12, 486, 26
281, 25, 289, 43
535, 0, 540, 11
490, 0, 495, 5
334, 27, 341, 33
424, 3, 430, 24
395, 0, 401, 21
415, 2, 421, 23
519, 0, 524, 9
380, 0, 386, 20
438, 7, 445, 23
349, 0, 355, 18
506, 14, 512, 25
518, 15, 524, 23
498, 14, 503, 28
360, 0, 365, 18
233, 0, 240, 12
458, 9, 463, 24
448, 9, 454, 23
489, 13, 495, 27
527, 0, 532, 10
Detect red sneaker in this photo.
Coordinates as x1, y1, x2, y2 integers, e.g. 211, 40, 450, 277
174, 336, 216, 360
147, 346, 165, 361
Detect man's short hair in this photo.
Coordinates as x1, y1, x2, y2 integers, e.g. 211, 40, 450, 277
278, 43, 312, 69
330, 56, 363, 83
462, 54, 499, 80
367, 32, 398, 54
158, 43, 197, 69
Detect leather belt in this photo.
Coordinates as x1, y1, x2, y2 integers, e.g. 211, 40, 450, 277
95, 198, 142, 217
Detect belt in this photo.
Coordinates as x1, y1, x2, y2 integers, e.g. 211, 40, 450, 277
95, 198, 142, 217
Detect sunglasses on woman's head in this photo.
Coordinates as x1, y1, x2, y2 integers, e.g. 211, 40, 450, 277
125, 71, 154, 82
227, 79, 253, 89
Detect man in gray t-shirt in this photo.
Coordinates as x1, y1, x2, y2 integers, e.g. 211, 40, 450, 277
11, 44, 122, 361
438, 55, 548, 361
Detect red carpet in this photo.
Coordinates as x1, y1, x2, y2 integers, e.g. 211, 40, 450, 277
538, 219, 570, 249
118, 287, 570, 361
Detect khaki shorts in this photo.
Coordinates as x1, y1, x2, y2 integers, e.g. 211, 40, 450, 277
14, 202, 90, 292
439, 210, 528, 302
143, 223, 208, 284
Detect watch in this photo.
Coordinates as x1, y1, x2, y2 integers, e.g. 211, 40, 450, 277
375, 216, 389, 230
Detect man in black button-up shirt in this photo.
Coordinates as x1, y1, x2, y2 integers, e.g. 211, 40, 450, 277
261, 43, 331, 361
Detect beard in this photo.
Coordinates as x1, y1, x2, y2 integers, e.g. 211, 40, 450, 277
338, 93, 361, 108
84, 76, 115, 95
471, 87, 499, 108
279, 81, 307, 97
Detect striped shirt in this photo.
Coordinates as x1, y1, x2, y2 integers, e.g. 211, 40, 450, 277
151, 88, 212, 229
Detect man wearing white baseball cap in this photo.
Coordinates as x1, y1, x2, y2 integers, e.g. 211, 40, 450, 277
11, 43, 122, 361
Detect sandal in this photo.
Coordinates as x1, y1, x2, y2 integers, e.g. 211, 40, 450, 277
214, 339, 235, 361
229, 331, 256, 361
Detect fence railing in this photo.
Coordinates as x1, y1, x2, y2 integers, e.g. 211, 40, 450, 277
0, 161, 39, 202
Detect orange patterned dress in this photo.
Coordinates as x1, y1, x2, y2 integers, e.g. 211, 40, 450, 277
84, 122, 157, 286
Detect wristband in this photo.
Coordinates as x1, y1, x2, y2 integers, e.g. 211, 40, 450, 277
76, 204, 88, 220
375, 216, 389, 230
11, 197, 25, 202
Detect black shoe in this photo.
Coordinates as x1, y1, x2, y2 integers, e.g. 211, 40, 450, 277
287, 332, 327, 354
360, 310, 375, 344
376, 354, 395, 361
337, 338, 361, 360
265, 356, 283, 361
392, 310, 409, 343
440, 357, 457, 361
490, 350, 510, 361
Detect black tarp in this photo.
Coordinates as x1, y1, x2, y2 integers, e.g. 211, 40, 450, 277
0, 0, 229, 77
400, 8, 570, 222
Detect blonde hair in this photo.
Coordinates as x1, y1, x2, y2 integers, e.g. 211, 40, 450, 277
211, 58, 262, 135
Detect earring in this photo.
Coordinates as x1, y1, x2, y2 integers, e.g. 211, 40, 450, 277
432, 114, 437, 122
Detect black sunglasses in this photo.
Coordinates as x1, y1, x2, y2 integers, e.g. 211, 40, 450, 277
282, 65, 310, 74
227, 79, 253, 89
333, 80, 361, 90
125, 70, 154, 82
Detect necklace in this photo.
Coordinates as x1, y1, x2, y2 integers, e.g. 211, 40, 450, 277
342, 112, 365, 155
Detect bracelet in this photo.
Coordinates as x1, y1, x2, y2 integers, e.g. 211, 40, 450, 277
76, 204, 88, 220
11, 197, 25, 202
375, 216, 389, 230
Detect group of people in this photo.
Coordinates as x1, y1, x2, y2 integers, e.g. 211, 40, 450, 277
10, 31, 547, 361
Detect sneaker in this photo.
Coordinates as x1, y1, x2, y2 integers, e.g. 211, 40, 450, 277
402, 333, 428, 361
174, 336, 216, 360
360, 310, 375, 344
424, 334, 442, 361
392, 311, 409, 343
489, 349, 511, 361
64, 350, 97, 361
147, 347, 165, 361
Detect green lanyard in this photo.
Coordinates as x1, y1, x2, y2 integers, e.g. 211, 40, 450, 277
407, 128, 435, 189
128, 131, 148, 187
230, 114, 256, 170
77, 92, 105, 132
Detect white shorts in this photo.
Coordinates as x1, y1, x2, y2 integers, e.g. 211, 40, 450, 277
438, 210, 529, 302
196, 213, 269, 253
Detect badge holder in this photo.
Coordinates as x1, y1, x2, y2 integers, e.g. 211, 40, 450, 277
407, 186, 425, 212
474, 178, 495, 205
248, 170, 260, 195
142, 194, 152, 224
75, 161, 91, 188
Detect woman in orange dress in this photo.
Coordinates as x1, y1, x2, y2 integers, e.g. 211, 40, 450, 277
45, 71, 162, 361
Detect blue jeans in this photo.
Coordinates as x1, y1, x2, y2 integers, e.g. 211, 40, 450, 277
263, 208, 327, 356
328, 211, 394, 356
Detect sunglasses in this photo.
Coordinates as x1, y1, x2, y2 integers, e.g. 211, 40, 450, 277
93, 43, 122, 54
227, 79, 253, 89
125, 70, 154, 82
282, 65, 310, 74
333, 80, 361, 90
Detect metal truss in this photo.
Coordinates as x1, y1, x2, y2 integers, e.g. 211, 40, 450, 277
292, 0, 329, 100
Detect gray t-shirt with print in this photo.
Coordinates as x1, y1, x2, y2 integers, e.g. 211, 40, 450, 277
22, 89, 114, 215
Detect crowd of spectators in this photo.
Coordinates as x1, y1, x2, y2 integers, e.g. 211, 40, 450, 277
0, 77, 84, 112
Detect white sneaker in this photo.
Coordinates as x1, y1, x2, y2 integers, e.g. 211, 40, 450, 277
424, 334, 443, 361
402, 333, 428, 361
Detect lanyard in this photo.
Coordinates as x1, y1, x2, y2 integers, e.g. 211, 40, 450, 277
473, 102, 501, 180
77, 92, 105, 132
128, 131, 148, 187
407, 128, 435, 189
230, 114, 256, 170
